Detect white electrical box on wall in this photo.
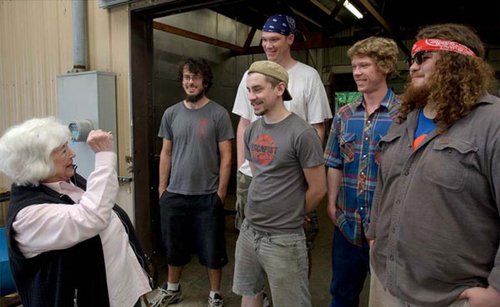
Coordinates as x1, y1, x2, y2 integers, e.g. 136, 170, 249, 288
57, 71, 117, 179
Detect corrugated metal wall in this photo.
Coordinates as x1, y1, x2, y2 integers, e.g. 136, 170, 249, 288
0, 0, 131, 189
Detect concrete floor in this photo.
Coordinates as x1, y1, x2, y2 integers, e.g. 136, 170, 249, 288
149, 196, 369, 307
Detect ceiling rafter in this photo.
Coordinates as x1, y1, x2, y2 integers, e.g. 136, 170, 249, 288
153, 21, 246, 53
354, 0, 410, 56
330, 0, 347, 18
149, 0, 498, 58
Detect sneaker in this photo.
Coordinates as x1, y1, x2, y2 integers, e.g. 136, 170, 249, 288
208, 293, 223, 307
150, 286, 183, 307
263, 292, 271, 307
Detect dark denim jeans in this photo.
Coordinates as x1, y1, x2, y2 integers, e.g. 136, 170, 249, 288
330, 227, 370, 307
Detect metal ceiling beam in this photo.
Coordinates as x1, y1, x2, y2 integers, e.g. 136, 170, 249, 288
354, 0, 410, 56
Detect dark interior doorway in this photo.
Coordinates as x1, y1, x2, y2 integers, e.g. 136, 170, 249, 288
130, 0, 246, 263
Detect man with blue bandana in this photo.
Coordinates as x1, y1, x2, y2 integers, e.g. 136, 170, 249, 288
232, 14, 332, 288
262, 14, 296, 36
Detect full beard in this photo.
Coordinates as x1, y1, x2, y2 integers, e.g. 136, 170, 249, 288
401, 81, 432, 110
185, 90, 205, 103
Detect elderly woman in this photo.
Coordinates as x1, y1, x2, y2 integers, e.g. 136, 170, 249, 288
0, 117, 151, 307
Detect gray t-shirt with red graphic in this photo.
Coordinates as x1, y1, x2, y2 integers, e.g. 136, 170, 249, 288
244, 113, 324, 233
158, 100, 234, 195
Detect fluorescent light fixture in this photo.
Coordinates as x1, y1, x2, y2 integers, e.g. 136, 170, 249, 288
343, 1, 363, 19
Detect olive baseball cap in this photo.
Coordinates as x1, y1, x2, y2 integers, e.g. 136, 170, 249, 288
248, 60, 293, 101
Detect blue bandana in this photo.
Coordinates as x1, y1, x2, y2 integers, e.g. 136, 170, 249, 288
262, 14, 296, 36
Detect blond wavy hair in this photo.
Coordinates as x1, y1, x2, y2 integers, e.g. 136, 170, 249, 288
347, 36, 399, 78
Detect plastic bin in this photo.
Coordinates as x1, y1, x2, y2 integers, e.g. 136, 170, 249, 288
0, 227, 16, 296
0, 190, 16, 296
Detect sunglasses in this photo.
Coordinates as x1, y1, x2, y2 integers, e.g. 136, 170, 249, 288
407, 51, 434, 67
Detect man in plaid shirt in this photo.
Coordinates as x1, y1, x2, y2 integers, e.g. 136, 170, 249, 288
324, 36, 399, 307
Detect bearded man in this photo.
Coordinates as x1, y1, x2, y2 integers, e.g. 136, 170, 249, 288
367, 23, 500, 307
155, 57, 234, 307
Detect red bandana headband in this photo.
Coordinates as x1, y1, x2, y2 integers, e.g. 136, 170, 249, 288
411, 39, 477, 57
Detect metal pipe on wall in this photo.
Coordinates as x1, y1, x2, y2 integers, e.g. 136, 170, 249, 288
71, 0, 87, 72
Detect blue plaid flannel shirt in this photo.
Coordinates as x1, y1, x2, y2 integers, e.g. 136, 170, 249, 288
324, 90, 399, 246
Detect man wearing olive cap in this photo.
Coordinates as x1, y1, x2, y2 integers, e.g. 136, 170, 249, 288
232, 16, 332, 276
232, 60, 327, 307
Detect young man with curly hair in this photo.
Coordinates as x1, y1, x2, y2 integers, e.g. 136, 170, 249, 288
324, 36, 400, 307
155, 58, 234, 307
367, 23, 500, 306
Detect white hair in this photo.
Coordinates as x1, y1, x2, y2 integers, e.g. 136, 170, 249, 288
0, 117, 71, 186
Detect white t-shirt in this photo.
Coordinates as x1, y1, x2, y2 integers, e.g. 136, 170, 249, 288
232, 61, 332, 176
